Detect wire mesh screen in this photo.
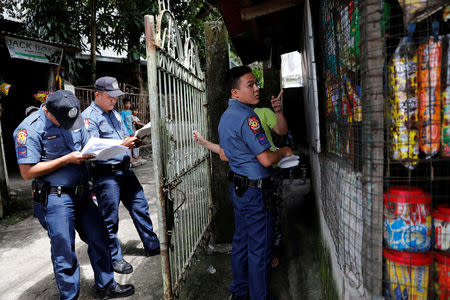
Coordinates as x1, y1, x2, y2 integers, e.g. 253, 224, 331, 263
317, 0, 450, 297
318, 0, 369, 293
383, 1, 449, 299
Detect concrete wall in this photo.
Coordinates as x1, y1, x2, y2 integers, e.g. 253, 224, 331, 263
310, 150, 377, 299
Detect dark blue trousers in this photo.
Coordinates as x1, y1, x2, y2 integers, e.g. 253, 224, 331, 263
34, 193, 114, 300
229, 185, 273, 300
94, 169, 160, 262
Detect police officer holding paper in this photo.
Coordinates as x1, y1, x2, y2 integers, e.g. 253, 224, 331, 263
219, 66, 293, 300
82, 76, 160, 275
13, 90, 134, 299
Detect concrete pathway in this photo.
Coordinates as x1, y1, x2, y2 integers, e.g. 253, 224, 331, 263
1, 161, 322, 300
0, 159, 163, 300
179, 178, 323, 299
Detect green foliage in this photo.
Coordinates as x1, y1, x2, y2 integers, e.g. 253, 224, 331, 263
229, 48, 243, 67
249, 61, 264, 88
5, 0, 219, 80
9, 0, 87, 79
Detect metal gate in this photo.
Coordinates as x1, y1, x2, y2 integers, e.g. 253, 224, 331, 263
144, 3, 212, 299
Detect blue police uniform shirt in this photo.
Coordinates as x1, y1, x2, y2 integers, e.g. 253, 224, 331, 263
13, 108, 90, 187
82, 101, 130, 164
218, 99, 273, 180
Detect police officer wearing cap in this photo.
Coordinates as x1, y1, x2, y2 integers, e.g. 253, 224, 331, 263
218, 66, 293, 300
82, 76, 160, 274
13, 90, 135, 299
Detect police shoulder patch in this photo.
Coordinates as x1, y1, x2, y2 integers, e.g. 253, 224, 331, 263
16, 128, 28, 145
84, 118, 90, 130
247, 116, 261, 133
17, 145, 27, 158
256, 132, 270, 146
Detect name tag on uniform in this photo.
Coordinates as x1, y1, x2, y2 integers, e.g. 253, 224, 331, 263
47, 135, 57, 140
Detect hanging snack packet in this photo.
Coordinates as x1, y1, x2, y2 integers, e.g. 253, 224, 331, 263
389, 38, 419, 169
0, 82, 11, 96
417, 37, 442, 158
398, 0, 441, 25
33, 91, 52, 103
442, 35, 450, 157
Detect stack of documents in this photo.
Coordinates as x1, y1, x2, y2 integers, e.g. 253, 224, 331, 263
81, 137, 128, 160
135, 122, 151, 139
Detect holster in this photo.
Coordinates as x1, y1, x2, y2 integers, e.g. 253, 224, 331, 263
32, 179, 50, 206
232, 174, 248, 197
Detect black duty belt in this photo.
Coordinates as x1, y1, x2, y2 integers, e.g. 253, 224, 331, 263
49, 185, 86, 196
93, 161, 131, 176
229, 170, 272, 190
247, 178, 271, 189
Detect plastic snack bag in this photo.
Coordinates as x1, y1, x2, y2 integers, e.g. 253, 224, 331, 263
389, 37, 419, 169
0, 82, 11, 96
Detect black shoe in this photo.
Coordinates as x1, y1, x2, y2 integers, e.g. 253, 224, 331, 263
145, 247, 160, 257
96, 282, 135, 299
113, 259, 133, 274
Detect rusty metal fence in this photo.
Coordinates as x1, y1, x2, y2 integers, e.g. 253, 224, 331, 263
74, 84, 150, 124
144, 1, 212, 298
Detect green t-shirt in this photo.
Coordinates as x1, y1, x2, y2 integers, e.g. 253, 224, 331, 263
254, 107, 277, 152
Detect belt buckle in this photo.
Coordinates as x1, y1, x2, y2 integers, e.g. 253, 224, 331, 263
257, 179, 263, 189
74, 185, 84, 196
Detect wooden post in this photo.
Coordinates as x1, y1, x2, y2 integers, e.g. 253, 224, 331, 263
360, 0, 384, 294
204, 21, 234, 242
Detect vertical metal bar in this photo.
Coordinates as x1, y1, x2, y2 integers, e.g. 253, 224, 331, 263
202, 89, 213, 227
162, 70, 170, 178
187, 85, 194, 166
157, 70, 166, 163
183, 83, 194, 251
168, 73, 177, 177
174, 77, 181, 175
180, 81, 187, 172
195, 89, 202, 234
144, 15, 173, 300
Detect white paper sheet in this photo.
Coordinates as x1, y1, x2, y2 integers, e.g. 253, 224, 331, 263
134, 122, 151, 139
278, 155, 300, 169
81, 137, 129, 161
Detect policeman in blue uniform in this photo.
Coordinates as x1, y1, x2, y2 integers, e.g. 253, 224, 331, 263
82, 76, 160, 274
13, 90, 134, 299
218, 66, 293, 300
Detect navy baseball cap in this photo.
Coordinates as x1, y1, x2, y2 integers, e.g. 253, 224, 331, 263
94, 76, 125, 97
45, 90, 84, 131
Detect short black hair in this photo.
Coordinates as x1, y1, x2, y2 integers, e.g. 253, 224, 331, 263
227, 66, 253, 91
131, 106, 138, 111
122, 98, 131, 104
